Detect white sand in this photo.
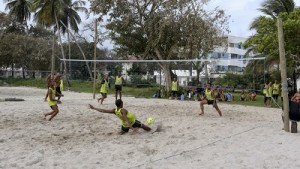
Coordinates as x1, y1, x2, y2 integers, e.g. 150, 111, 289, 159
0, 86, 300, 169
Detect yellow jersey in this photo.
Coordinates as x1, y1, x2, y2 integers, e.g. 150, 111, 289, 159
47, 88, 56, 106
171, 81, 178, 91
272, 83, 279, 95
115, 108, 136, 127
115, 76, 122, 85
205, 89, 213, 101
100, 80, 109, 93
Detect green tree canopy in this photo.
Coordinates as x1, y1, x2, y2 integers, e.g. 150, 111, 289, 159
90, 0, 229, 91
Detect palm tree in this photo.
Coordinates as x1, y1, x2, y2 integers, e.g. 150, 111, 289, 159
246, 0, 296, 80
259, 0, 295, 19
31, 0, 68, 77
4, 0, 31, 24
250, 0, 295, 29
59, 0, 88, 79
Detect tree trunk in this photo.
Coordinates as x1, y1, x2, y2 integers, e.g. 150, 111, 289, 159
22, 68, 25, 79
154, 48, 171, 94
51, 34, 55, 78
59, 20, 93, 80
55, 13, 71, 87
67, 26, 72, 79
11, 64, 14, 78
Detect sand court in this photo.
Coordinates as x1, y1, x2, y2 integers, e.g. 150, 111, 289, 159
0, 87, 300, 169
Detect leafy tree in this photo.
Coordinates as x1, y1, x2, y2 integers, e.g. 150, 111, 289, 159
4, 0, 31, 23
57, 0, 88, 78
244, 0, 299, 90
31, 0, 71, 77
90, 0, 228, 92
0, 33, 54, 78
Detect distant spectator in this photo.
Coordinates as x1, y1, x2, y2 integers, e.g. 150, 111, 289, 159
240, 90, 247, 101
265, 81, 273, 107
291, 96, 300, 104
218, 88, 226, 101
249, 91, 256, 101
225, 92, 234, 102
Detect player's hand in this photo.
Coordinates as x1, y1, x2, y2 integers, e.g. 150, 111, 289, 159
57, 100, 62, 104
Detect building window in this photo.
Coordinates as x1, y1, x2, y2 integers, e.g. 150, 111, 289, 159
229, 43, 234, 47
231, 54, 238, 59
238, 43, 242, 49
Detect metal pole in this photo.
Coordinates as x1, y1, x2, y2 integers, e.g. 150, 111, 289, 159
93, 20, 98, 99
277, 17, 289, 132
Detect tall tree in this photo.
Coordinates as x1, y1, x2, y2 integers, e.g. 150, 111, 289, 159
90, 0, 228, 92
4, 0, 31, 24
31, 0, 68, 77
245, 0, 297, 82
58, 0, 88, 79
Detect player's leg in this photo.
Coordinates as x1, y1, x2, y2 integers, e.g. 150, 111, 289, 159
118, 86, 122, 100
213, 102, 222, 116
44, 106, 55, 119
100, 93, 106, 104
199, 99, 208, 115
48, 105, 59, 121
133, 120, 151, 131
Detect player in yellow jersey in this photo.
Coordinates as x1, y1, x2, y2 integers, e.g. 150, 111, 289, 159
272, 80, 280, 102
44, 80, 61, 121
97, 74, 110, 104
199, 83, 222, 116
115, 73, 124, 100
171, 78, 179, 99
54, 73, 64, 101
265, 81, 273, 107
89, 99, 151, 134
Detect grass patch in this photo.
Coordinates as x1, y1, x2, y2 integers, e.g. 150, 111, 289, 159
0, 78, 160, 98
0, 78, 282, 108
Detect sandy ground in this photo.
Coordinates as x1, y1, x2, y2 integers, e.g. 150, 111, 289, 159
0, 86, 300, 169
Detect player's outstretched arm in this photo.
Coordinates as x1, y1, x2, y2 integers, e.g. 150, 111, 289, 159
89, 104, 115, 114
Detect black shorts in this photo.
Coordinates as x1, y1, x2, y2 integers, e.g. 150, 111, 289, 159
50, 105, 57, 110
171, 91, 178, 96
207, 100, 215, 105
121, 120, 142, 132
101, 93, 107, 98
115, 85, 122, 91
56, 86, 61, 95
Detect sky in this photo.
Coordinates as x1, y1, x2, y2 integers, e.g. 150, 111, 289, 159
0, 0, 299, 48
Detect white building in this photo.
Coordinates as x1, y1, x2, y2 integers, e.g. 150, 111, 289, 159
207, 35, 254, 78
122, 35, 255, 87
154, 35, 255, 86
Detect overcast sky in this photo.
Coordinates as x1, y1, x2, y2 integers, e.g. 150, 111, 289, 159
0, 0, 299, 48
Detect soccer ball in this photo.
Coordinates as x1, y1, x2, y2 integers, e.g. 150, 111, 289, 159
147, 117, 155, 125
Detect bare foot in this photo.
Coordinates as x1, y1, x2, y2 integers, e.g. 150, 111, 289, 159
199, 112, 204, 116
